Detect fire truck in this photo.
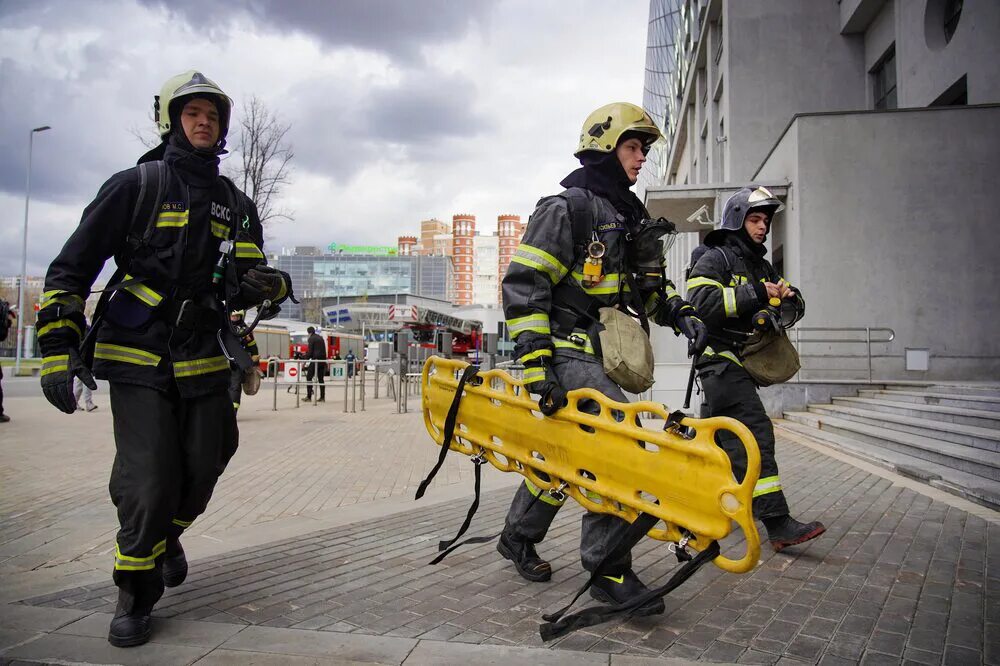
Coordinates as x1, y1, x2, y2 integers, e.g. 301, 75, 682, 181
388, 305, 482, 357
254, 319, 364, 375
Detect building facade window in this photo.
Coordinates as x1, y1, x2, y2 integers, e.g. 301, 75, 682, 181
871, 44, 897, 110
943, 0, 963, 43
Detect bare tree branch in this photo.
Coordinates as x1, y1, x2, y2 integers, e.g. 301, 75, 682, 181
128, 109, 161, 149
228, 96, 295, 226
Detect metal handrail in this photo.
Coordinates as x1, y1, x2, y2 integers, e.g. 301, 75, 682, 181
790, 326, 895, 382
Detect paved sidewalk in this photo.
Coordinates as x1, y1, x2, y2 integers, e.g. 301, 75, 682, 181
1, 387, 998, 665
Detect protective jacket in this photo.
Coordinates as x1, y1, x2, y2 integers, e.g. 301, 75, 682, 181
503, 188, 690, 366
686, 233, 804, 365
41, 142, 288, 398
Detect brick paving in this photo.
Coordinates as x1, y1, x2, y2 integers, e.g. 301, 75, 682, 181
19, 438, 999, 665
0, 389, 474, 574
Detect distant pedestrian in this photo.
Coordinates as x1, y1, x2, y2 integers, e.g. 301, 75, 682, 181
0, 304, 15, 423
74, 376, 98, 412
305, 326, 326, 402
345, 349, 356, 378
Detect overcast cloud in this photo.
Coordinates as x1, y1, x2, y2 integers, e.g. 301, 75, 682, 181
0, 0, 650, 279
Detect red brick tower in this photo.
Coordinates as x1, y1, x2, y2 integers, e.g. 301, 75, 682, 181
452, 214, 476, 305
497, 214, 523, 301
397, 235, 417, 256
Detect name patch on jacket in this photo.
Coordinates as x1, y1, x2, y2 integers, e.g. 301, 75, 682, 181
211, 202, 232, 221
161, 201, 185, 212
597, 221, 624, 232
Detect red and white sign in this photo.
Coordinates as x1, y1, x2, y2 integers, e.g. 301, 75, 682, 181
389, 304, 418, 322
287, 364, 298, 378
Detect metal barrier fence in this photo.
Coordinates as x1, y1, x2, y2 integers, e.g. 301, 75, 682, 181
264, 357, 368, 412
263, 357, 422, 413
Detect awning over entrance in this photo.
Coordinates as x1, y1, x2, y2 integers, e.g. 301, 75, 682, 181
644, 182, 789, 232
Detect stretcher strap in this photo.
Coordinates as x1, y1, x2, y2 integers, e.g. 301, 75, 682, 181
415, 364, 479, 500
540, 531, 720, 641
430, 478, 547, 565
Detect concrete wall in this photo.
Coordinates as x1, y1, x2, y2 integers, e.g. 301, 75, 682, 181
896, 0, 1000, 106
756, 105, 1000, 380
725, 0, 866, 181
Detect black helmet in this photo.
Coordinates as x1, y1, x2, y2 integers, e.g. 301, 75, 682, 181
706, 185, 784, 244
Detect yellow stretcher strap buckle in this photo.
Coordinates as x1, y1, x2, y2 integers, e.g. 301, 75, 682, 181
421, 356, 762, 574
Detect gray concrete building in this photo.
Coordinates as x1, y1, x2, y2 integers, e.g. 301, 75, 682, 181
642, 0, 1000, 381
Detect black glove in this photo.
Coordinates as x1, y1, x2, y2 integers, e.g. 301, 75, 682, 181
41, 346, 96, 414
239, 265, 286, 305
523, 361, 567, 416
537, 382, 568, 416
676, 313, 708, 356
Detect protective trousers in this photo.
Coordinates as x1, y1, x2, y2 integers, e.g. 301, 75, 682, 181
305, 362, 325, 401
697, 360, 789, 519
228, 368, 243, 411
503, 352, 636, 573
108, 383, 238, 613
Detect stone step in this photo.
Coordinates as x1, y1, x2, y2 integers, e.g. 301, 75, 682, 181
776, 419, 1000, 511
781, 410, 1000, 482
832, 396, 1000, 430
858, 389, 1000, 412
807, 403, 1000, 452
885, 383, 1000, 399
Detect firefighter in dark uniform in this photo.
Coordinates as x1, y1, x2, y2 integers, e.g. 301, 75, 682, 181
37, 71, 292, 647
496, 103, 708, 613
228, 310, 260, 412
687, 185, 825, 552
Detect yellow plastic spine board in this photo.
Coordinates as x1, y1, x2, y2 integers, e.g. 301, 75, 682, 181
421, 357, 762, 574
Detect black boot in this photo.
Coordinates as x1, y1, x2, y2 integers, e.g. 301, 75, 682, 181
589, 568, 666, 616
162, 538, 188, 588
764, 515, 826, 552
108, 590, 152, 648
497, 532, 552, 582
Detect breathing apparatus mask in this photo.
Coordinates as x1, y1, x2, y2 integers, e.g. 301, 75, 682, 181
627, 216, 678, 290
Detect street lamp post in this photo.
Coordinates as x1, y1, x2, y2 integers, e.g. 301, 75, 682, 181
15, 125, 52, 376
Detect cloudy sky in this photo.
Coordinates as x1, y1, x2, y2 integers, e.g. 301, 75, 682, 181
0, 0, 651, 280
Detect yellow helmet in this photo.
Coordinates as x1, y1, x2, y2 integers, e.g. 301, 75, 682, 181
154, 70, 233, 142
575, 102, 661, 157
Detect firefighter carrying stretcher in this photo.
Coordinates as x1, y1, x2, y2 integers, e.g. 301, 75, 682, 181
496, 102, 708, 615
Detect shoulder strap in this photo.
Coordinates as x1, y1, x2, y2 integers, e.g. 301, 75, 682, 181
561, 187, 597, 248
128, 160, 169, 248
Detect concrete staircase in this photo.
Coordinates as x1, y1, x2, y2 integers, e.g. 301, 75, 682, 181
778, 383, 1000, 510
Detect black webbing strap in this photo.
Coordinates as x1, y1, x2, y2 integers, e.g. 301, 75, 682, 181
430, 473, 554, 565
415, 364, 480, 501
540, 511, 658, 627
540, 537, 720, 641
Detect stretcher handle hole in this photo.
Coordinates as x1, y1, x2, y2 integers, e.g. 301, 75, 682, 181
638, 490, 660, 505
458, 422, 469, 432
491, 435, 503, 447
530, 410, 545, 419
636, 440, 660, 452
492, 451, 509, 467
531, 451, 545, 462
490, 398, 502, 407
578, 423, 596, 434
579, 486, 603, 505
578, 469, 597, 481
